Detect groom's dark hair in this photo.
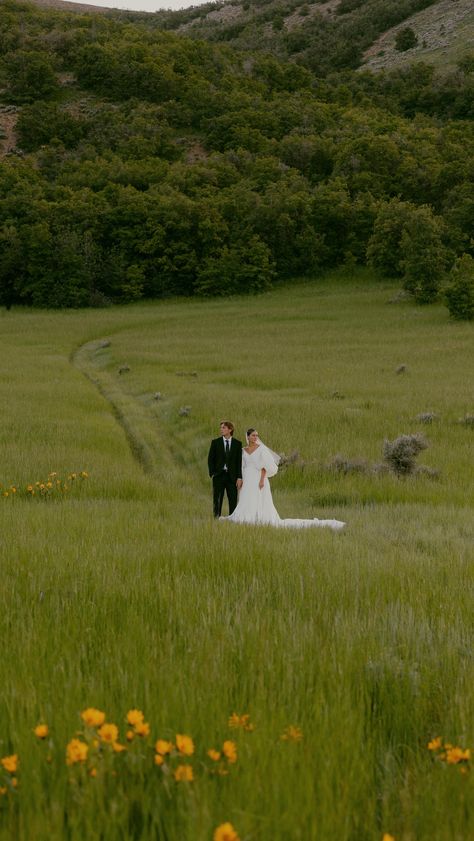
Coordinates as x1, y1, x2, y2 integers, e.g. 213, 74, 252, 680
221, 420, 234, 435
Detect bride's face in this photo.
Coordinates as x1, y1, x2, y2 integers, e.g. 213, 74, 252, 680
248, 431, 259, 444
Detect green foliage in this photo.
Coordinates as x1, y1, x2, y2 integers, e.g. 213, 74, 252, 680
367, 198, 415, 277
3, 49, 59, 103
194, 235, 275, 295
0, 0, 473, 308
395, 26, 418, 52
400, 206, 448, 303
16, 102, 86, 151
367, 199, 448, 302
445, 253, 474, 320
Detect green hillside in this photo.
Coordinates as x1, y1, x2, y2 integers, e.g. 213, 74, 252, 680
1, 0, 474, 311
152, 0, 474, 76
363, 0, 474, 73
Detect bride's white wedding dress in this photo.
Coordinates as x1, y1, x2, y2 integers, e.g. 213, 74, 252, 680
222, 445, 345, 531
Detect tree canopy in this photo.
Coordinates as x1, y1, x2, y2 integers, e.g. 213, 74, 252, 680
0, 0, 473, 307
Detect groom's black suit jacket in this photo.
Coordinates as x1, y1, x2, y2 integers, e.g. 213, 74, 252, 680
208, 437, 243, 483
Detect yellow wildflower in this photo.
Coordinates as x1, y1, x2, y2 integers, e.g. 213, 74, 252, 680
11, 778, 18, 789
34, 724, 49, 739
126, 709, 144, 728
427, 736, 442, 751
154, 754, 164, 766
382, 835, 395, 841
90, 768, 97, 778
207, 749, 221, 762
0, 788, 7, 796
1, 755, 18, 774
81, 708, 106, 728
126, 730, 135, 742
281, 725, 303, 742
98, 723, 119, 744
174, 764, 194, 782
446, 747, 471, 765
228, 713, 254, 731
134, 721, 150, 737
222, 741, 237, 764
112, 742, 126, 753
176, 734, 194, 756
155, 739, 173, 755
66, 739, 88, 765
214, 823, 240, 841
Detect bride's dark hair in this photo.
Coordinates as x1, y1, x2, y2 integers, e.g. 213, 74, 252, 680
246, 428, 256, 437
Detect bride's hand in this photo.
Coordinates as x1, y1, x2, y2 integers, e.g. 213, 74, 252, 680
259, 478, 265, 489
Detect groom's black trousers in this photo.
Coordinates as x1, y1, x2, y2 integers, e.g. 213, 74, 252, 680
212, 471, 238, 518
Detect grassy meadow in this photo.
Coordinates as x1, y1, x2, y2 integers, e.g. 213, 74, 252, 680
0, 269, 473, 841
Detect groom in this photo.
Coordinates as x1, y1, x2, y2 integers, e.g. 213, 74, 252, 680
208, 420, 243, 518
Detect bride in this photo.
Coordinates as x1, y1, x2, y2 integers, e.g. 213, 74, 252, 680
221, 429, 345, 530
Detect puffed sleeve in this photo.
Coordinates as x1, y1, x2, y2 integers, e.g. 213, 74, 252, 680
258, 445, 279, 478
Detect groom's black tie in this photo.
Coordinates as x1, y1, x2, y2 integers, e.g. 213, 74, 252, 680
225, 439, 230, 467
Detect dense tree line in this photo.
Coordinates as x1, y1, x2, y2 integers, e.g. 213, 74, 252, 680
0, 0, 473, 310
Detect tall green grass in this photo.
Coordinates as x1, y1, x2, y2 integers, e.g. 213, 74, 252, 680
0, 270, 473, 840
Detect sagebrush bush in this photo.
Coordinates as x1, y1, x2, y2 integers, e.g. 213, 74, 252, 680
383, 433, 428, 475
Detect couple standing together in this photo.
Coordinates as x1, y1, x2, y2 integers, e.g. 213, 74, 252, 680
207, 421, 345, 530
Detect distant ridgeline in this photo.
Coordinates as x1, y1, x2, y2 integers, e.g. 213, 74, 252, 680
0, 0, 473, 308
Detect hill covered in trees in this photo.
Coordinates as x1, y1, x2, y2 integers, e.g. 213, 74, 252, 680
0, 0, 474, 308
149, 0, 472, 76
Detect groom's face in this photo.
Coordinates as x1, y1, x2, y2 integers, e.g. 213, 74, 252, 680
220, 423, 232, 439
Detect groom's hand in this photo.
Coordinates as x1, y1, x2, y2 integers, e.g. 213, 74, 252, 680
236, 479, 243, 489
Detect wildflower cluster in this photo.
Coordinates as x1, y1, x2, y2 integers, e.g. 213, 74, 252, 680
280, 725, 303, 742
1, 471, 88, 499
0, 755, 18, 797
228, 713, 255, 732
428, 736, 471, 771
35, 707, 253, 788
2, 707, 301, 838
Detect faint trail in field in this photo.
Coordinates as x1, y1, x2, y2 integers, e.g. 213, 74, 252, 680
72, 338, 179, 478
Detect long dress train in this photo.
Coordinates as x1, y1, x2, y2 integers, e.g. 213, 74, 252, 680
222, 446, 345, 530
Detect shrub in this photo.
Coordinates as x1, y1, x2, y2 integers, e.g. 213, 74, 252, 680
383, 433, 428, 475
415, 412, 438, 424
445, 254, 474, 321
4, 50, 58, 103
400, 207, 448, 304
395, 27, 418, 52
194, 236, 275, 296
